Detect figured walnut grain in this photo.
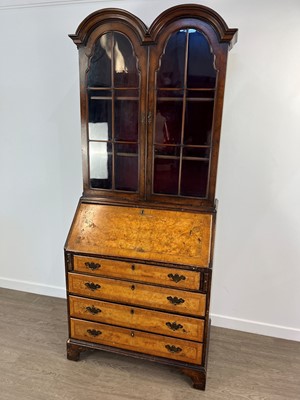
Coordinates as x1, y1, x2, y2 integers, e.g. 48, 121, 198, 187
66, 204, 212, 267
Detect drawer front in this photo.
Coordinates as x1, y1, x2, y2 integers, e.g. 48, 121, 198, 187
69, 296, 204, 341
73, 255, 200, 290
70, 318, 203, 365
68, 273, 206, 317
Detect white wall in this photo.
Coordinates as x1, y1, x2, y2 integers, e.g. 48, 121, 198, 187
0, 0, 299, 341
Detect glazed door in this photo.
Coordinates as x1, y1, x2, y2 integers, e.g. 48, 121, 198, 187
147, 19, 229, 207
79, 23, 147, 199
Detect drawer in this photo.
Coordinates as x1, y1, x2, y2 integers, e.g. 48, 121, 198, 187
69, 295, 204, 341
73, 255, 200, 290
70, 318, 203, 365
68, 273, 206, 317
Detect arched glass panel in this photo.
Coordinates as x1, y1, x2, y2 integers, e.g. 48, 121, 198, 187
87, 32, 139, 192
153, 29, 216, 198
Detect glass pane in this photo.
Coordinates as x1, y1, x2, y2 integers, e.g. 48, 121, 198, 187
157, 31, 186, 88
155, 100, 183, 144
186, 89, 215, 100
182, 147, 210, 158
184, 101, 214, 145
89, 142, 112, 189
155, 145, 180, 157
153, 158, 179, 195
88, 89, 112, 98
187, 30, 216, 88
115, 99, 138, 141
115, 143, 138, 154
88, 98, 112, 140
115, 89, 139, 99
115, 155, 138, 191
157, 89, 183, 98
88, 33, 112, 88
180, 160, 209, 197
114, 32, 139, 87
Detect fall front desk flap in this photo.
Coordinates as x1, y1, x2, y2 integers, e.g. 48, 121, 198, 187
66, 203, 213, 267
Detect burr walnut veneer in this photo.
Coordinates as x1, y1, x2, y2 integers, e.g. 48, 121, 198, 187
65, 4, 237, 390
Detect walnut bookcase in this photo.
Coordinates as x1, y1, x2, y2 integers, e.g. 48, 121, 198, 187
65, 4, 237, 390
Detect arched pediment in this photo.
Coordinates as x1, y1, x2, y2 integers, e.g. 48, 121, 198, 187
147, 4, 237, 49
70, 5, 237, 50
69, 8, 148, 47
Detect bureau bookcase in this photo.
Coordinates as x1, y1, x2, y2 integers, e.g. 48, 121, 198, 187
65, 4, 237, 390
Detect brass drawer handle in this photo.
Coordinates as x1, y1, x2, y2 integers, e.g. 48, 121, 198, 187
167, 296, 185, 305
85, 282, 101, 291
86, 305, 101, 315
87, 329, 102, 337
166, 322, 183, 331
85, 262, 101, 270
165, 344, 182, 353
168, 273, 186, 283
